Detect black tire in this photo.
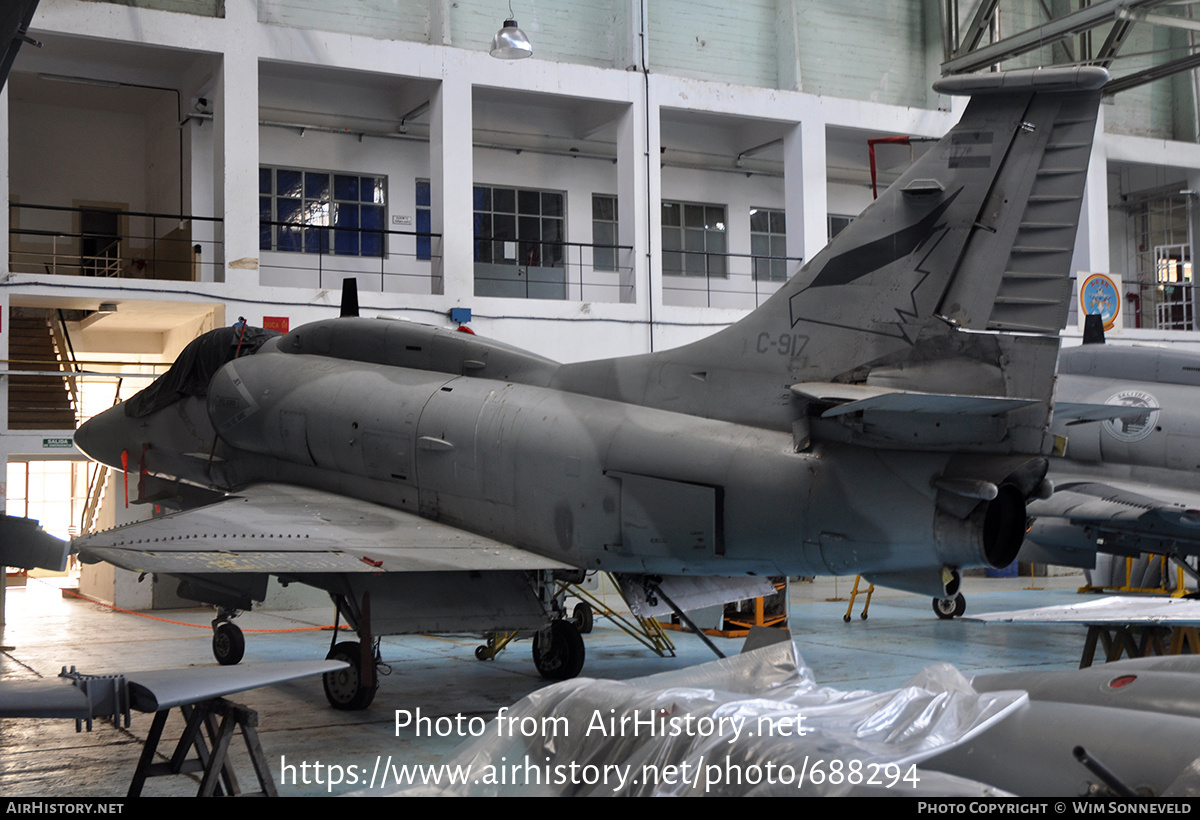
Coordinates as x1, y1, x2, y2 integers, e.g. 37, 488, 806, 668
572, 601, 594, 634
212, 622, 245, 666
932, 593, 967, 620
323, 641, 376, 710
532, 620, 585, 680
475, 645, 490, 661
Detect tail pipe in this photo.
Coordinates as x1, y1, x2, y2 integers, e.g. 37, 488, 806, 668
933, 480, 1030, 572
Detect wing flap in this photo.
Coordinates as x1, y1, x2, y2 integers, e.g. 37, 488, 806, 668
75, 483, 573, 574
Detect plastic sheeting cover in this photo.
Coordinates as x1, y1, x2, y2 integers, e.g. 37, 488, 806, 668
389, 640, 1022, 796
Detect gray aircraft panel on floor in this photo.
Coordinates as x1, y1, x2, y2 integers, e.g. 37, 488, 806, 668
58, 66, 1107, 708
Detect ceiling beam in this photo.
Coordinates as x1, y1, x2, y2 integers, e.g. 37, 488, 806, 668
1102, 50, 1200, 94
941, 0, 1173, 74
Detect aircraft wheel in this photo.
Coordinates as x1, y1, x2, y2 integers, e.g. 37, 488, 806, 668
212, 622, 245, 666
323, 641, 376, 710
572, 601, 594, 634
932, 593, 967, 620
475, 645, 491, 661
532, 620, 585, 681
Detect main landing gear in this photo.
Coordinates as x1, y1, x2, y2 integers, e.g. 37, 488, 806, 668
322, 591, 380, 710
474, 577, 590, 680
531, 619, 586, 680
324, 639, 378, 711
211, 611, 245, 665
932, 593, 967, 620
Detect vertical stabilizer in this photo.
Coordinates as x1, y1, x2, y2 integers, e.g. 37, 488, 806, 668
553, 67, 1108, 436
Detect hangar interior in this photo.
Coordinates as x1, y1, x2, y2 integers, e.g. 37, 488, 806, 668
4, 0, 1200, 796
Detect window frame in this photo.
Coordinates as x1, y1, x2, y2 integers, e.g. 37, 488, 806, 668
661, 200, 727, 278
592, 194, 618, 273
259, 166, 388, 258
473, 184, 566, 269
750, 207, 787, 282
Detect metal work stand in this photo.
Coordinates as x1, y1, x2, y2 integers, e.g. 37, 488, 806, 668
1079, 624, 1200, 668
128, 697, 277, 797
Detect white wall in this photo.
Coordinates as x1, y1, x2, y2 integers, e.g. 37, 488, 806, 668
10, 102, 148, 211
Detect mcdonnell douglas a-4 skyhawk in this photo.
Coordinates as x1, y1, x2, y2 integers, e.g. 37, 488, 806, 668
60, 66, 1108, 709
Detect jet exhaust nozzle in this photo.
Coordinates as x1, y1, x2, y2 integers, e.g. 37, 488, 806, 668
934, 482, 1026, 571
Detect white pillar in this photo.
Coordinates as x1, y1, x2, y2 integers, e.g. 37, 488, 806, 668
186, 115, 217, 283
214, 37, 259, 289
643, 84, 664, 350
1076, 110, 1110, 277
429, 70, 473, 300
784, 118, 827, 274
616, 102, 648, 307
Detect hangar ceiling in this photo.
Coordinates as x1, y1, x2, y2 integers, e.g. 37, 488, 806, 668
940, 0, 1200, 94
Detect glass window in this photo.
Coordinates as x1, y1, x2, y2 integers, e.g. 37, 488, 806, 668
473, 184, 565, 268
751, 208, 787, 282
662, 200, 726, 277
260, 166, 387, 258
592, 194, 618, 272
416, 179, 431, 261
828, 214, 854, 241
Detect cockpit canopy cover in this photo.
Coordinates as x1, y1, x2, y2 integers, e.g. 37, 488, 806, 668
126, 326, 279, 418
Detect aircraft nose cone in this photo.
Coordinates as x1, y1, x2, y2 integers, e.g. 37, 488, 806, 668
73, 405, 130, 470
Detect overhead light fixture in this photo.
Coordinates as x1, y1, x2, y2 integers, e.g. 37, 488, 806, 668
490, 3, 532, 60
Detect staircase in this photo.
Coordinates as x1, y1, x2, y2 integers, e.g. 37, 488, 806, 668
8, 309, 77, 430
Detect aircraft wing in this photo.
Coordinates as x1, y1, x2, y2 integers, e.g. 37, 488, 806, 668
967, 595, 1200, 626
75, 482, 575, 574
1026, 476, 1200, 556
0, 661, 346, 719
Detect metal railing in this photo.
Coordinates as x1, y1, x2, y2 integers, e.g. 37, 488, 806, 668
259, 220, 442, 294
473, 240, 634, 303
661, 248, 803, 309
10, 204, 223, 281
49, 310, 81, 424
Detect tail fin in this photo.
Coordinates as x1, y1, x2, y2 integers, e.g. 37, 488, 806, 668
554, 67, 1107, 437
697, 66, 1107, 373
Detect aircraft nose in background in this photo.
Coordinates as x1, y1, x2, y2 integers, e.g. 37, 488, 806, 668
73, 405, 130, 471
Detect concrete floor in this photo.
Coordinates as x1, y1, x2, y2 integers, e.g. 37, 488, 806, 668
0, 571, 1095, 797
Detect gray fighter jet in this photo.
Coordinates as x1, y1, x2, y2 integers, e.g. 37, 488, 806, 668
63, 66, 1108, 709
1022, 322, 1200, 582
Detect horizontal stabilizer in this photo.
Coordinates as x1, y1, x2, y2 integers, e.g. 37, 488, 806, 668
1027, 478, 1200, 558
791, 382, 1037, 418
969, 596, 1200, 627
1053, 401, 1160, 424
